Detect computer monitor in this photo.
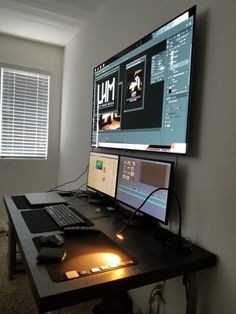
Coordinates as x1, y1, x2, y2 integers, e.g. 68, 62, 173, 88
91, 6, 196, 154
116, 156, 173, 224
87, 151, 119, 198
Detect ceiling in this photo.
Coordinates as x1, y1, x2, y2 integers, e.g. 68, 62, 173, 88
0, 0, 106, 46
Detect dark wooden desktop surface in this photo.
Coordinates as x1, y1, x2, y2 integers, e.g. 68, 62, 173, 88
4, 194, 216, 313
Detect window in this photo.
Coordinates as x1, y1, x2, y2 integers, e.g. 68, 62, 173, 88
0, 66, 50, 159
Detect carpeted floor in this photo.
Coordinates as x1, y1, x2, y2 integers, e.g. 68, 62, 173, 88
0, 233, 100, 314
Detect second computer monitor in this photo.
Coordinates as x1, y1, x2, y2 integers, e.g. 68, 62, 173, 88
116, 156, 173, 224
87, 151, 119, 198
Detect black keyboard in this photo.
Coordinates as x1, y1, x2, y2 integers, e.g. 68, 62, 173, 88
44, 204, 93, 228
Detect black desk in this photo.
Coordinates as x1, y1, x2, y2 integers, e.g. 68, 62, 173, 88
4, 194, 216, 314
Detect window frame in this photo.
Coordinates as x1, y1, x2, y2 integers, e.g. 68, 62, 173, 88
0, 64, 51, 160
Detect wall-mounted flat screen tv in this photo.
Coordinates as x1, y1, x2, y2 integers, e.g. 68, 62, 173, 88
91, 6, 196, 154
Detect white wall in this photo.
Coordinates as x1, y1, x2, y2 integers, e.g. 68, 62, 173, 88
58, 0, 236, 313
0, 34, 64, 226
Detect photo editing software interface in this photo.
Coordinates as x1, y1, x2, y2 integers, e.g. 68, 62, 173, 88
87, 152, 119, 198
116, 156, 173, 223
91, 6, 196, 154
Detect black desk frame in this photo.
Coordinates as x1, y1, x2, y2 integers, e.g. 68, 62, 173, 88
4, 194, 216, 314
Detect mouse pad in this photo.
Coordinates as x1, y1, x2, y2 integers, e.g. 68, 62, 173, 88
21, 210, 59, 233
33, 231, 137, 282
12, 195, 42, 210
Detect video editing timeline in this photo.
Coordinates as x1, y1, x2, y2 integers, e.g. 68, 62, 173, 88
87, 152, 119, 198
116, 156, 172, 223
91, 7, 195, 153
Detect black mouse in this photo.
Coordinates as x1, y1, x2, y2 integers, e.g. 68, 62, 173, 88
39, 234, 64, 247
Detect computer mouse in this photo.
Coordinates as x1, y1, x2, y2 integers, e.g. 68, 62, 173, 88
39, 234, 64, 247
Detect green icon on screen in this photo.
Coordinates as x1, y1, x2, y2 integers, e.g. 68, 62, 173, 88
96, 160, 103, 170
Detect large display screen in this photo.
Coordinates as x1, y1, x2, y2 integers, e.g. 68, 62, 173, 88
91, 6, 196, 154
116, 156, 173, 224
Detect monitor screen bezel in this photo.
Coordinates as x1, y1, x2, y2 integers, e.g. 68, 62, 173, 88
115, 155, 174, 225
86, 151, 120, 198
91, 5, 196, 155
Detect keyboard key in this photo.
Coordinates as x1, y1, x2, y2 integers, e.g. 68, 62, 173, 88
90, 267, 101, 273
65, 270, 79, 279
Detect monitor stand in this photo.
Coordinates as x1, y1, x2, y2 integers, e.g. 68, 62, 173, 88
121, 211, 172, 240
89, 195, 114, 207
122, 213, 155, 228
89, 197, 104, 205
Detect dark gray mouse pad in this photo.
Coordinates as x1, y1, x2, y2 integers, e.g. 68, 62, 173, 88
12, 195, 42, 210
21, 209, 59, 233
33, 231, 137, 282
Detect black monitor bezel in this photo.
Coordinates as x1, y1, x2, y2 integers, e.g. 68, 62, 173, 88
91, 5, 197, 155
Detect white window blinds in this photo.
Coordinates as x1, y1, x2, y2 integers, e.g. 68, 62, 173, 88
0, 67, 50, 159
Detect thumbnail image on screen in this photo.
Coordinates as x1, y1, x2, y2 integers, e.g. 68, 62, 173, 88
91, 6, 196, 154
116, 156, 173, 224
87, 152, 119, 198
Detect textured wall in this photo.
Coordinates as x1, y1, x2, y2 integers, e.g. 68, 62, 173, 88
58, 0, 236, 313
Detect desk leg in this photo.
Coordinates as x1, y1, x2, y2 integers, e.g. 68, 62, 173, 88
8, 220, 17, 280
186, 272, 199, 314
